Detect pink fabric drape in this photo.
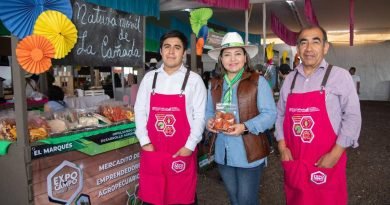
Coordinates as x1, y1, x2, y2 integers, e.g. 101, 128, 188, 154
305, 0, 319, 25
350, 0, 355, 46
197, 0, 249, 10
271, 12, 298, 46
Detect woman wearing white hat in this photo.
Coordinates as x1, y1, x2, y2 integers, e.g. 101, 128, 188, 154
206, 32, 277, 205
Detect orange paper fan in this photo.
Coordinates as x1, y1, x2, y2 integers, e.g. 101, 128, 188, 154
196, 38, 204, 56
16, 35, 55, 74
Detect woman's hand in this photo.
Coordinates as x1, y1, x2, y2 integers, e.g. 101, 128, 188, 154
223, 123, 246, 136
207, 118, 219, 133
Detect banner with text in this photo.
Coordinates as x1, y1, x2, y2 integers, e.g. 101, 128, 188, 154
32, 146, 141, 205
54, 0, 144, 67
31, 123, 137, 159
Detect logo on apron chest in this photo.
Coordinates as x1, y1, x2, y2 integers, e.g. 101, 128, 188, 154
311, 171, 327, 184
155, 114, 176, 137
172, 160, 186, 173
292, 115, 315, 143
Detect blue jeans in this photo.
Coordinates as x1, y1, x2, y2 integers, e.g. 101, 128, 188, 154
218, 163, 265, 205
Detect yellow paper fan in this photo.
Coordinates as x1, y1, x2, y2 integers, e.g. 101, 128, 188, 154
266, 42, 275, 61
16, 35, 55, 74
33, 10, 77, 59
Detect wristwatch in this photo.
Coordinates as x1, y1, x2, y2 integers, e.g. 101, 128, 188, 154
242, 123, 249, 135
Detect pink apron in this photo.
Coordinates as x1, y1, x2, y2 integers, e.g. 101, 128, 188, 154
138, 69, 197, 205
282, 65, 347, 205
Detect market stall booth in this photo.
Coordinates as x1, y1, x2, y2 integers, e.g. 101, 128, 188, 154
0, 0, 147, 204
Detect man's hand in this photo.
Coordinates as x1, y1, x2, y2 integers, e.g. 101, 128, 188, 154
207, 118, 219, 133
315, 144, 345, 168
278, 140, 293, 161
142, 143, 154, 151
173, 147, 193, 158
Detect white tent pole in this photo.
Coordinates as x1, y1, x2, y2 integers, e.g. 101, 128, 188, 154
262, 3, 267, 64
245, 9, 249, 44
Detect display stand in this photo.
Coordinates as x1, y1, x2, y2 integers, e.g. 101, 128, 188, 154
31, 122, 140, 205
0, 1, 145, 204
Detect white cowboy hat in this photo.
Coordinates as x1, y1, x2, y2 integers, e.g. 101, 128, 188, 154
149, 58, 158, 64
208, 32, 258, 61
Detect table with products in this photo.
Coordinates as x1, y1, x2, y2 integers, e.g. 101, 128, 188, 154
0, 103, 141, 204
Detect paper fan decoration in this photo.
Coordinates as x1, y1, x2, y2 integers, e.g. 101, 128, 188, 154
16, 35, 55, 74
266, 42, 275, 62
196, 38, 204, 56
33, 10, 77, 59
0, 0, 72, 39
198, 25, 209, 40
190, 8, 213, 36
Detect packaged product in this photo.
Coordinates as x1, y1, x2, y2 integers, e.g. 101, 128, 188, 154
213, 103, 237, 132
99, 100, 134, 122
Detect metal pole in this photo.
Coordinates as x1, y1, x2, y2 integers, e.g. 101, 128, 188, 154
0, 36, 33, 204
138, 16, 146, 83
190, 33, 197, 72
245, 9, 249, 44
262, 3, 267, 64
12, 38, 29, 148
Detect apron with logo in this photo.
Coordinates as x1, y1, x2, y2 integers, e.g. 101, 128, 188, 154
282, 65, 347, 205
138, 69, 197, 205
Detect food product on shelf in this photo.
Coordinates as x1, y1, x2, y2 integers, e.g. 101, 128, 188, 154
29, 127, 48, 142
0, 103, 135, 142
92, 113, 112, 125
47, 119, 68, 133
79, 116, 99, 127
28, 115, 50, 130
59, 110, 78, 130
0, 116, 50, 142
125, 108, 135, 121
44, 108, 114, 134
99, 101, 134, 123
9, 127, 17, 140
100, 105, 127, 122
28, 115, 50, 142
0, 118, 17, 141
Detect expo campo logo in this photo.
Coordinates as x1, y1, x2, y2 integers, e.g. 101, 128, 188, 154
292, 115, 315, 143
155, 114, 176, 137
47, 160, 83, 204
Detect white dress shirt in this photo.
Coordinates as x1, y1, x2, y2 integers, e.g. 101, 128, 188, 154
134, 64, 207, 151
